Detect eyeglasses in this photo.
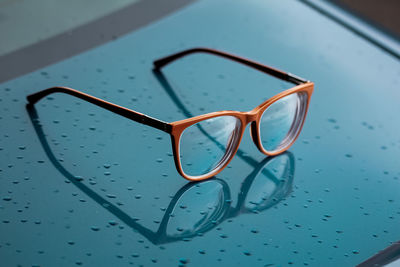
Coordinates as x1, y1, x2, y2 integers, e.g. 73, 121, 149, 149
27, 48, 314, 181
26, 103, 295, 244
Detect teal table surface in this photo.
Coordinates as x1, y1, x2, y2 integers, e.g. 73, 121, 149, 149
1, 0, 400, 266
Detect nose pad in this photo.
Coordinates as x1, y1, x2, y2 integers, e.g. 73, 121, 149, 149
250, 121, 264, 153
250, 122, 258, 144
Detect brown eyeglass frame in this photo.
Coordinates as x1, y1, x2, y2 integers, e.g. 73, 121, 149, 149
27, 47, 314, 181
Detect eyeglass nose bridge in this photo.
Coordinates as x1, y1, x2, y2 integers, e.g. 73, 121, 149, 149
243, 110, 259, 125
241, 110, 263, 152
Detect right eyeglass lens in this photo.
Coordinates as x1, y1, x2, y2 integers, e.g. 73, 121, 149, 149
179, 115, 241, 179
259, 92, 307, 153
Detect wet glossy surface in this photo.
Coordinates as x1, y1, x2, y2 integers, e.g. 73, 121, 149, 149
1, 0, 400, 266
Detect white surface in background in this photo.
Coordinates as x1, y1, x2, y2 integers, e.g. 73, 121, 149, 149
386, 259, 400, 267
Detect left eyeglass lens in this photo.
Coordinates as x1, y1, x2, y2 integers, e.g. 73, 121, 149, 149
179, 116, 241, 178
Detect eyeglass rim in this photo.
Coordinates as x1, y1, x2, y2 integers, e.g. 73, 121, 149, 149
253, 87, 311, 156
170, 82, 313, 181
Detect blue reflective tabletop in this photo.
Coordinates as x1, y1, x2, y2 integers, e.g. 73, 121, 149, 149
1, 0, 400, 266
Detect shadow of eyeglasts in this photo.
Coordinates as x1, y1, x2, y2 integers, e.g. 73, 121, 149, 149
27, 103, 294, 245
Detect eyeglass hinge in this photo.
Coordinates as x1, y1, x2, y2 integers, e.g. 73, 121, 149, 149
287, 73, 308, 84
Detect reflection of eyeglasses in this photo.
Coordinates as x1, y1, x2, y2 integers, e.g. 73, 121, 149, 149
25, 106, 295, 244
26, 48, 313, 181
163, 152, 295, 243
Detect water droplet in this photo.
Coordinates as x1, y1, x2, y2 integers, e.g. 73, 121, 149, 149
74, 176, 84, 182
109, 220, 117, 226
179, 258, 189, 264
103, 164, 111, 169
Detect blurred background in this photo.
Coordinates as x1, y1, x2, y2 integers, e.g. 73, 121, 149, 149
330, 0, 400, 38
0, 0, 398, 83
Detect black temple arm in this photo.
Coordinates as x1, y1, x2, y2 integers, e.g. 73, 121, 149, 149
153, 48, 308, 85
27, 87, 172, 133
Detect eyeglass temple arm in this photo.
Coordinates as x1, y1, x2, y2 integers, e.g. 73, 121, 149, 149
153, 47, 308, 85
27, 86, 172, 133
